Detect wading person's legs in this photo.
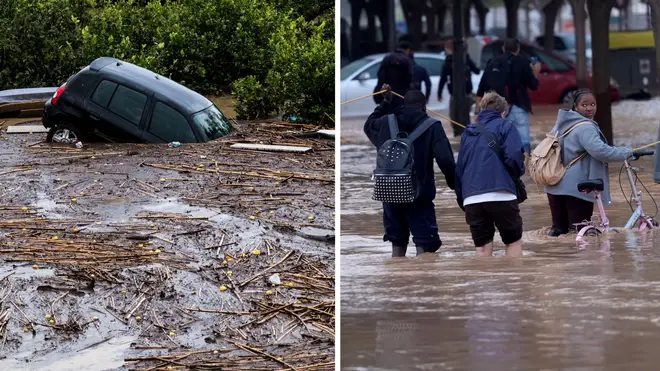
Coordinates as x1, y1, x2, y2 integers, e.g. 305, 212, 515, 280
383, 203, 410, 257
547, 194, 570, 236
507, 105, 531, 154
464, 203, 496, 257
405, 199, 441, 256
565, 197, 595, 231
490, 201, 524, 257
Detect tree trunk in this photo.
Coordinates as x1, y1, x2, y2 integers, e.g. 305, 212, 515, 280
504, 0, 521, 38
648, 1, 660, 95
350, 0, 364, 61
464, 0, 472, 36
570, 0, 588, 88
437, 0, 448, 35
374, 0, 394, 51
427, 0, 439, 40
524, 1, 531, 40
473, 0, 489, 34
542, 0, 563, 52
367, 2, 376, 52
401, 0, 424, 49
587, 0, 614, 144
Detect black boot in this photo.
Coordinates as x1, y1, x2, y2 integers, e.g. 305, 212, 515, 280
547, 227, 564, 237
392, 245, 407, 257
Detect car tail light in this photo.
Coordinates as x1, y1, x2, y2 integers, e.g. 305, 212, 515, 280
52, 85, 66, 105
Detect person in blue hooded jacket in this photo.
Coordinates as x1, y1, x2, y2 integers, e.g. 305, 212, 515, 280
455, 92, 526, 257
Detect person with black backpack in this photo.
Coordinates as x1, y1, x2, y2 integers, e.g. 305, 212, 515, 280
364, 84, 456, 258
476, 38, 541, 154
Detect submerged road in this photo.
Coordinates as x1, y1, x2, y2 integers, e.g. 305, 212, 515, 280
341, 100, 660, 370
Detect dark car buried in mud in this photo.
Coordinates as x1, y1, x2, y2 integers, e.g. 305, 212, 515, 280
42, 57, 231, 143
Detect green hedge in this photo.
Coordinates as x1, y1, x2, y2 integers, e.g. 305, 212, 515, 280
0, 0, 334, 123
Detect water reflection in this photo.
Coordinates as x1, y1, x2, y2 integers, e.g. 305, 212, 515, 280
341, 103, 660, 370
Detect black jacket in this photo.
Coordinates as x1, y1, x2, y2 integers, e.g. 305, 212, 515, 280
477, 52, 539, 113
413, 64, 432, 100
364, 100, 456, 200
438, 54, 480, 99
374, 49, 414, 105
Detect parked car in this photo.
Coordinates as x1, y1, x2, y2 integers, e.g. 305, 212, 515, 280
42, 57, 231, 143
534, 33, 592, 68
340, 52, 482, 118
480, 40, 620, 105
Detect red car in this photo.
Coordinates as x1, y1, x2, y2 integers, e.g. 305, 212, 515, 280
480, 40, 620, 105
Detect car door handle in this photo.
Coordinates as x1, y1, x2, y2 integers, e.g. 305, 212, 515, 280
90, 114, 100, 121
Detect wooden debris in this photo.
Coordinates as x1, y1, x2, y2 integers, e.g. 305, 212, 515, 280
6, 125, 49, 134
230, 143, 312, 153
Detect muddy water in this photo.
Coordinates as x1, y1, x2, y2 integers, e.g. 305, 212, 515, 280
341, 101, 660, 370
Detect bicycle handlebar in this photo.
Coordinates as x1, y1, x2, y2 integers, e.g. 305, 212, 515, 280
632, 149, 655, 159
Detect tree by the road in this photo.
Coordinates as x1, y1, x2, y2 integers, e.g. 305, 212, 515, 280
569, 0, 589, 89
504, 0, 521, 37
587, 0, 614, 143
541, 0, 564, 52
647, 0, 660, 105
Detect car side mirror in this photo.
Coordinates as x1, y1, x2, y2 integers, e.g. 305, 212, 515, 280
357, 72, 371, 82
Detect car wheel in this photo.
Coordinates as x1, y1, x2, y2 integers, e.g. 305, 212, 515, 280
561, 88, 577, 105
46, 123, 84, 143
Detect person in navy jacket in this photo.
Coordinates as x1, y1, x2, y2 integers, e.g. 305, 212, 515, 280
455, 92, 525, 257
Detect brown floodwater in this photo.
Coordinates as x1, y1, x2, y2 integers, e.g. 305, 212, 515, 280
340, 101, 660, 370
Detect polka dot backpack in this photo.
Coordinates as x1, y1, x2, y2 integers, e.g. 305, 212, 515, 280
372, 114, 438, 203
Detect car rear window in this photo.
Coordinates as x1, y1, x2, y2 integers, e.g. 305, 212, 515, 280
192, 106, 231, 141
91, 80, 118, 107
108, 85, 148, 126
149, 102, 197, 143
414, 57, 443, 76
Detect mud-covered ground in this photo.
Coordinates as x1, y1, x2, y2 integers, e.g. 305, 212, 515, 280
0, 120, 335, 370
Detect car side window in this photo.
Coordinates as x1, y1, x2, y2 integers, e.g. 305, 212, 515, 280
535, 50, 571, 72
353, 62, 380, 80
480, 44, 498, 70
414, 57, 443, 77
107, 85, 148, 126
149, 102, 197, 143
91, 80, 118, 107
554, 37, 567, 50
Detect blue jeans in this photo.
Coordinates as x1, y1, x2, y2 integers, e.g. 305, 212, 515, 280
507, 105, 531, 154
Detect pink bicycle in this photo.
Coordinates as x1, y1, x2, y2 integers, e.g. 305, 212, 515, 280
576, 149, 657, 242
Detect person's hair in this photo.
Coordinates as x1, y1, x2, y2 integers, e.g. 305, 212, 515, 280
398, 40, 412, 50
572, 89, 595, 110
404, 90, 426, 108
503, 38, 520, 53
479, 91, 508, 114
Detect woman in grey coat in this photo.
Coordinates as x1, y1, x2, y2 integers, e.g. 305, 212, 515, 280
545, 89, 633, 237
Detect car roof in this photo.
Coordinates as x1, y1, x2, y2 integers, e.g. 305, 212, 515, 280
365, 52, 444, 60
90, 57, 212, 115
483, 40, 576, 67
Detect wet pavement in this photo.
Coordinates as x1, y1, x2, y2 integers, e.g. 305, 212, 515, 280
341, 100, 660, 370
0, 120, 335, 370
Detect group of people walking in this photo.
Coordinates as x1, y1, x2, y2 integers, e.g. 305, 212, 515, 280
366, 38, 639, 258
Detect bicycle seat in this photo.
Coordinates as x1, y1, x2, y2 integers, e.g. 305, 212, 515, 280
577, 179, 604, 193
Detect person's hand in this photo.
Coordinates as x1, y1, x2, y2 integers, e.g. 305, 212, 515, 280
381, 84, 392, 102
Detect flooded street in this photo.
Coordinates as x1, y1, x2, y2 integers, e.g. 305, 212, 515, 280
341, 100, 660, 370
